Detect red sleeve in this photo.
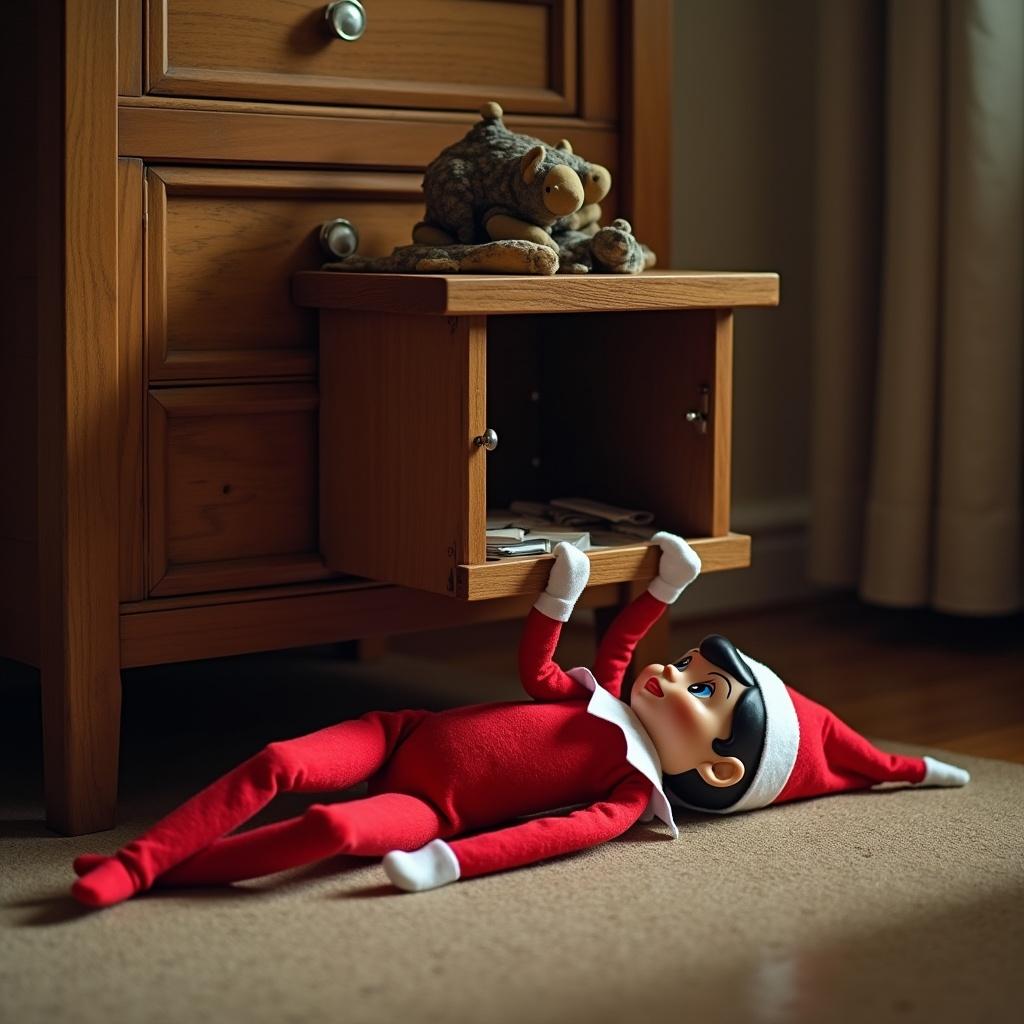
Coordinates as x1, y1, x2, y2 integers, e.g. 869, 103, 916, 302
448, 773, 652, 880
592, 590, 669, 699
518, 607, 588, 701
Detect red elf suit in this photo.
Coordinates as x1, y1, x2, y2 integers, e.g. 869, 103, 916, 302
71, 534, 969, 907
71, 541, 683, 906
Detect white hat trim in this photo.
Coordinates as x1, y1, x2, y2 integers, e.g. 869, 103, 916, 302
919, 755, 970, 787
668, 651, 800, 815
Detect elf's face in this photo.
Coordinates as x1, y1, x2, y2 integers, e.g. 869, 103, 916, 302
629, 649, 747, 786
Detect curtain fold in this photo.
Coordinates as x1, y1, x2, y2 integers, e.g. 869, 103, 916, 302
810, 0, 1023, 614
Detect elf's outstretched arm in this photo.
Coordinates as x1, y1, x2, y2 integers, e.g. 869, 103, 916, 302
593, 532, 701, 698
382, 773, 651, 892
518, 542, 591, 701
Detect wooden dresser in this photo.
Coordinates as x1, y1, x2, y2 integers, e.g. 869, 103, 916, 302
2, 1, 776, 835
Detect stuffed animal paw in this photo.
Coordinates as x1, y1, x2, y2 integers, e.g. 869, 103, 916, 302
590, 219, 657, 274
554, 218, 656, 275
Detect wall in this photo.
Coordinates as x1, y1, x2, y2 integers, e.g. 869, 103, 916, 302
671, 0, 821, 616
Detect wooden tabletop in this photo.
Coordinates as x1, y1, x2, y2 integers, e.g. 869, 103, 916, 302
291, 269, 780, 316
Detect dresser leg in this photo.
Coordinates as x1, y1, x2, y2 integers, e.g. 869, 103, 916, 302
40, 658, 122, 836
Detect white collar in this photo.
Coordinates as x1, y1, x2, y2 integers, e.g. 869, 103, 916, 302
567, 667, 678, 839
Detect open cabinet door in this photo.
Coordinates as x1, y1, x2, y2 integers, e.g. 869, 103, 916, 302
319, 311, 486, 595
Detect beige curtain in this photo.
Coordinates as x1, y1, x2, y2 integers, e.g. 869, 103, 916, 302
809, 0, 1023, 614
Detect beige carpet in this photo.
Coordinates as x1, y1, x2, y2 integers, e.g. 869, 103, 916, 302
2, 644, 1023, 1024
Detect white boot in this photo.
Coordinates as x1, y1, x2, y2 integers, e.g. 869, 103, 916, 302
383, 839, 461, 893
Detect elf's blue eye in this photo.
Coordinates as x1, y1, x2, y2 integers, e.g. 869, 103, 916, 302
674, 655, 692, 670
687, 682, 715, 699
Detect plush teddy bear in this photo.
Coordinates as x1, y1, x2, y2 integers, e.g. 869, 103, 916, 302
412, 101, 607, 252
555, 218, 657, 275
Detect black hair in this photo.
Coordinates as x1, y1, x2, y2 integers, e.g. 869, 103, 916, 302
662, 634, 767, 812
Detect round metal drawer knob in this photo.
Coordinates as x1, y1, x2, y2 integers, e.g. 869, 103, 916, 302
474, 428, 499, 452
325, 0, 367, 41
319, 218, 360, 259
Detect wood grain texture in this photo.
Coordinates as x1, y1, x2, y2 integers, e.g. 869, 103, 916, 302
147, 383, 328, 596
120, 579, 633, 669
293, 270, 781, 315
148, 0, 575, 113
621, 0, 672, 262
146, 166, 423, 381
119, 159, 146, 601
117, 103, 618, 174
457, 534, 750, 600
153, 555, 338, 598
579, 0, 619, 122
710, 311, 734, 535
118, 0, 143, 95
319, 312, 487, 595
37, 0, 122, 835
115, 94, 616, 128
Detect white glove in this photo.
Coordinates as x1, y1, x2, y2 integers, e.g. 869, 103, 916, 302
534, 542, 591, 622
647, 531, 701, 604
382, 839, 461, 893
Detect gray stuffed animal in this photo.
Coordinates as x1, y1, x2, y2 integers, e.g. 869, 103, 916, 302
413, 102, 610, 251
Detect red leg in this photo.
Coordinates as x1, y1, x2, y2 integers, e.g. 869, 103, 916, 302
158, 792, 446, 887
71, 710, 425, 907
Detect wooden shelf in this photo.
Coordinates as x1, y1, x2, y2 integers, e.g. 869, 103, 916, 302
292, 269, 780, 316
456, 533, 751, 601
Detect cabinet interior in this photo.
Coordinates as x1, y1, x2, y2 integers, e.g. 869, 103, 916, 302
484, 310, 722, 551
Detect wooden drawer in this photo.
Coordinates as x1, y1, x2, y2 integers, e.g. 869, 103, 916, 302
146, 0, 577, 114
297, 271, 781, 600
146, 383, 337, 596
146, 166, 423, 382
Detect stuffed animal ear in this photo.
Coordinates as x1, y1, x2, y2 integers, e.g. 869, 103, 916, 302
520, 145, 546, 184
554, 138, 573, 154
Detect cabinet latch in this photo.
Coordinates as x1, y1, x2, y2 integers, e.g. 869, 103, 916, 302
685, 386, 710, 434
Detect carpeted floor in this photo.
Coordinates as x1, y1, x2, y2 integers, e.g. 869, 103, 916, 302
2, 638, 1023, 1024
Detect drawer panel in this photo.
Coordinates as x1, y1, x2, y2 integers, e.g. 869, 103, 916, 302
148, 0, 577, 114
146, 166, 423, 381
148, 383, 338, 596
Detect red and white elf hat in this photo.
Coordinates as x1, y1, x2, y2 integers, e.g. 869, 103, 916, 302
691, 651, 971, 816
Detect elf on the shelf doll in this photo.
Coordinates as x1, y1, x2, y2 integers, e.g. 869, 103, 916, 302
71, 534, 969, 907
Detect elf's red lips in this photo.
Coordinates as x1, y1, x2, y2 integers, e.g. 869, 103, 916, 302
644, 678, 664, 698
